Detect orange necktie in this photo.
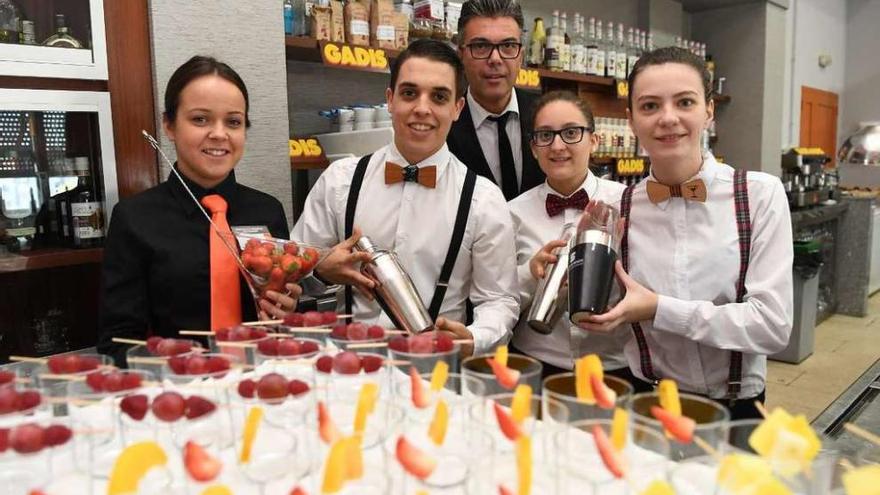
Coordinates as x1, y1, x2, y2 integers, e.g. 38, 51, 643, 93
646, 178, 708, 204
201, 194, 241, 331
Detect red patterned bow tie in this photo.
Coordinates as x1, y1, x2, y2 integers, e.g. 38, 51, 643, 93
545, 189, 589, 217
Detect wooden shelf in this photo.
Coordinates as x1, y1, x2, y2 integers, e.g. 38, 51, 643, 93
0, 247, 103, 273
285, 36, 402, 66
535, 68, 615, 87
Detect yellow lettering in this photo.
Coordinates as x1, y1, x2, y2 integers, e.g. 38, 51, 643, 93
528, 70, 540, 87
371, 49, 387, 69
340, 45, 357, 66
324, 43, 341, 64
306, 139, 322, 157
354, 47, 371, 66
289, 140, 304, 157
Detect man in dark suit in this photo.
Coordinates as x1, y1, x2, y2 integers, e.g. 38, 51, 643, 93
448, 0, 545, 201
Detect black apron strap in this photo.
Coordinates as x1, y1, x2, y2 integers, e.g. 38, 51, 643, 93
727, 169, 752, 400
620, 183, 660, 384
427, 170, 477, 320
343, 154, 372, 323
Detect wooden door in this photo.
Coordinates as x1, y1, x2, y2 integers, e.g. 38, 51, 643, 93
800, 86, 839, 166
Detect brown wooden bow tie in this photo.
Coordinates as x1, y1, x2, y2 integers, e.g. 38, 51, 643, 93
646, 178, 707, 204
384, 162, 437, 188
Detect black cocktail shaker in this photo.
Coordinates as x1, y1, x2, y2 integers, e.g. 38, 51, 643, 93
568, 200, 621, 324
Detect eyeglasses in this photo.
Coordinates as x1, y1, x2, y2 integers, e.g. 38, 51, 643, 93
463, 41, 523, 60
530, 126, 592, 147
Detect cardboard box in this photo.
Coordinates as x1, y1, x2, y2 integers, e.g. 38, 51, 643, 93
311, 5, 332, 41
344, 0, 370, 46
370, 0, 396, 49
392, 11, 409, 50
329, 0, 345, 43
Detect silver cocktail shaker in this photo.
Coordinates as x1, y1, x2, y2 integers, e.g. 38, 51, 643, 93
568, 201, 621, 324
527, 224, 576, 334
354, 236, 434, 334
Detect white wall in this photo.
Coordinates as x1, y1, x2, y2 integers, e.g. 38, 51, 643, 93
780, 0, 848, 149
841, 0, 880, 138
149, 0, 294, 226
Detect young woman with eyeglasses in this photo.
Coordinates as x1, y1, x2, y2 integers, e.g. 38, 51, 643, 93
507, 90, 637, 383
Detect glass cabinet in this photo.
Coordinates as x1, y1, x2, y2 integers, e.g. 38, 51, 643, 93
0, 0, 108, 79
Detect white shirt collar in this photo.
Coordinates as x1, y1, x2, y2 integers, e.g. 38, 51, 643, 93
386, 141, 451, 179
468, 88, 519, 128
542, 169, 599, 200
645, 152, 721, 209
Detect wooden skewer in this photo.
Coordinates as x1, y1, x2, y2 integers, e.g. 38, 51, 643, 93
179, 330, 214, 336
693, 435, 721, 460
39, 373, 86, 382
844, 423, 880, 447
44, 396, 103, 406
839, 458, 855, 472
755, 401, 769, 418
286, 327, 333, 334
9, 355, 47, 364
112, 337, 148, 345
241, 320, 282, 327
215, 341, 257, 348
126, 356, 167, 365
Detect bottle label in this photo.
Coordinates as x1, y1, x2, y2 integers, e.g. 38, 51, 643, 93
616, 54, 626, 78
587, 48, 598, 75
350, 20, 369, 36
71, 201, 104, 240
376, 25, 395, 41
596, 49, 605, 75
606, 52, 616, 78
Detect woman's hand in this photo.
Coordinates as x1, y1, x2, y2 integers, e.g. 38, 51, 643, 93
314, 227, 376, 299
258, 282, 303, 320
434, 317, 475, 358
529, 239, 568, 279
577, 261, 658, 332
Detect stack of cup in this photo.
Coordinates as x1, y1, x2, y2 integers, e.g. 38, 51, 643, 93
354, 106, 376, 131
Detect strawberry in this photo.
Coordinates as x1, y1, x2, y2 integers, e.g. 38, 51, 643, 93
493, 401, 523, 441
650, 405, 696, 443
241, 252, 254, 270
395, 435, 437, 480
120, 394, 149, 421
185, 395, 216, 420
317, 401, 342, 444
498, 485, 515, 495
283, 241, 299, 255
43, 424, 72, 447
486, 357, 521, 390
251, 255, 273, 277
183, 440, 222, 482
280, 254, 300, 274
409, 367, 430, 409
593, 424, 628, 478
244, 238, 262, 252
289, 488, 308, 495
590, 374, 618, 409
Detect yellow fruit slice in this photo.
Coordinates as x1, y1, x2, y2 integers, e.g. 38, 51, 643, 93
843, 465, 880, 495
575, 354, 603, 404
495, 345, 509, 367
748, 474, 794, 495
511, 384, 532, 423
717, 454, 772, 492
239, 406, 264, 464
611, 407, 628, 451
428, 399, 449, 446
658, 379, 681, 416
353, 382, 379, 434
343, 435, 363, 481
749, 407, 793, 455
640, 480, 676, 495
749, 407, 821, 476
200, 485, 233, 495
322, 438, 348, 494
516, 435, 533, 495
430, 361, 449, 392
107, 441, 168, 495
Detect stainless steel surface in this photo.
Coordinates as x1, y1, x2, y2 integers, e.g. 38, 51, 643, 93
838, 122, 880, 166
813, 358, 880, 459
574, 229, 613, 247
527, 225, 575, 334
355, 235, 433, 334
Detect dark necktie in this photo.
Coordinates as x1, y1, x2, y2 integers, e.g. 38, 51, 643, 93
545, 188, 590, 217
488, 111, 518, 201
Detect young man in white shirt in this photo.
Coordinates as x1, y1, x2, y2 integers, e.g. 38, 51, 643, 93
292, 39, 520, 357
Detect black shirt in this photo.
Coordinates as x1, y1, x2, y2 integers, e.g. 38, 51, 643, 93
97, 168, 289, 363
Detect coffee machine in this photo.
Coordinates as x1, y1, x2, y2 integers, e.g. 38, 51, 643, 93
781, 148, 832, 208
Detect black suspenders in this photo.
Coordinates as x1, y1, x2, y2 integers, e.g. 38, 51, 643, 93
343, 153, 477, 324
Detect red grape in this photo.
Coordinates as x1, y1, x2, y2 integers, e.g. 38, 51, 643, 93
434, 333, 455, 353
388, 336, 409, 353
332, 352, 362, 374
214, 327, 231, 341
151, 391, 186, 422
168, 356, 188, 374
184, 395, 216, 420
315, 355, 333, 374
302, 311, 324, 327
205, 356, 231, 374
120, 372, 143, 390
228, 326, 252, 342
85, 371, 106, 392
321, 311, 338, 325
10, 423, 44, 454
300, 340, 320, 355
249, 328, 268, 340
120, 394, 149, 421
0, 428, 8, 452
361, 355, 384, 373
366, 325, 385, 339
184, 355, 208, 375
102, 372, 126, 392
283, 312, 304, 327
277, 339, 302, 356
0, 370, 14, 385
257, 338, 280, 356
256, 373, 289, 403
17, 390, 41, 411
0, 388, 19, 414
409, 335, 434, 354
288, 379, 310, 397
46, 356, 68, 374
329, 324, 348, 340
146, 336, 163, 354
77, 356, 101, 372
43, 425, 72, 447
346, 323, 368, 341
237, 379, 256, 399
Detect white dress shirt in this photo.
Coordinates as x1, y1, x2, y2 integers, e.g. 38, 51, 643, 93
625, 154, 793, 399
291, 143, 520, 355
509, 171, 631, 370
468, 90, 523, 189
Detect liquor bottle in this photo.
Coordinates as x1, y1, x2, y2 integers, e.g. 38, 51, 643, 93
545, 11, 560, 71
626, 27, 637, 78
674, 36, 682, 49
605, 22, 616, 78
647, 31, 654, 52
559, 12, 570, 72
43, 14, 83, 48
569, 13, 582, 74
293, 0, 308, 36
284, 0, 294, 35
0, 0, 21, 44
19, 19, 34, 45
706, 54, 715, 85
528, 17, 545, 67
586, 17, 598, 76
68, 157, 104, 248
639, 29, 646, 56
615, 23, 626, 79
595, 20, 605, 79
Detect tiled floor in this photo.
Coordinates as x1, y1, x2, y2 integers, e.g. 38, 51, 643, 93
765, 292, 880, 421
